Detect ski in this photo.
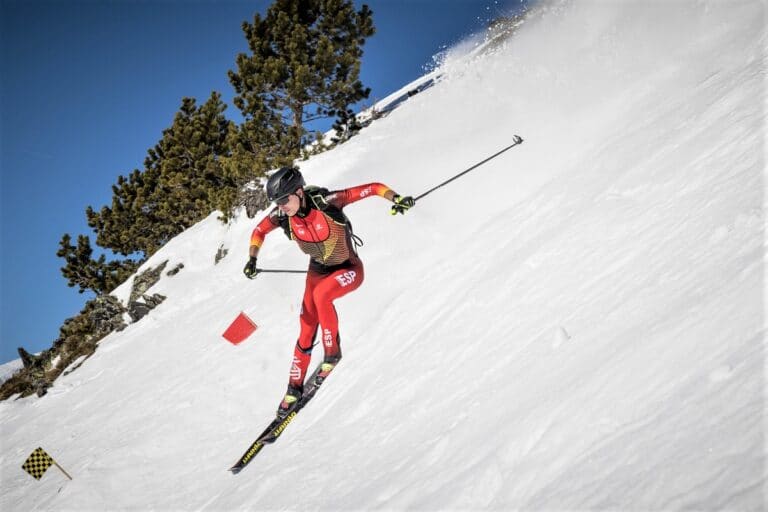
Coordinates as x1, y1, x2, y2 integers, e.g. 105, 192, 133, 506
228, 422, 277, 474
229, 362, 335, 474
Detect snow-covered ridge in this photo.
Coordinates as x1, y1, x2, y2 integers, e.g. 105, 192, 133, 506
0, 359, 23, 386
1, 0, 764, 509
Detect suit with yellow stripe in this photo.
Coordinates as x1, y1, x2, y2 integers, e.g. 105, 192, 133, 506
250, 183, 396, 388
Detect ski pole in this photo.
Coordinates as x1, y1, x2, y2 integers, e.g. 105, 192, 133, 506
392, 135, 524, 214
416, 134, 523, 201
256, 268, 308, 274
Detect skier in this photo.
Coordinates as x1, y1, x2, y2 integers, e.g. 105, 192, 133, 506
244, 166, 414, 417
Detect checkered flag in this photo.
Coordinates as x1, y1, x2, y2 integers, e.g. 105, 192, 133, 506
22, 447, 72, 481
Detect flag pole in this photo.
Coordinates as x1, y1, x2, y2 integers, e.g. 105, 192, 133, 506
53, 460, 73, 480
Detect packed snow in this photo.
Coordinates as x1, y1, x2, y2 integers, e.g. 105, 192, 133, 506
1, 0, 764, 510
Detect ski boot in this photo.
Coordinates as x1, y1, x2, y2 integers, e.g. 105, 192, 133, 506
315, 355, 341, 387
276, 384, 303, 419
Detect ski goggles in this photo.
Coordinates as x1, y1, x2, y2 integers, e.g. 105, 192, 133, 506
274, 194, 293, 206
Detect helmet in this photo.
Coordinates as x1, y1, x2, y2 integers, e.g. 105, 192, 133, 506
266, 166, 305, 202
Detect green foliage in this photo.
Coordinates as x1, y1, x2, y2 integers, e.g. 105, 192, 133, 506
229, 0, 375, 155
84, 92, 234, 257
85, 166, 162, 257
57, 233, 140, 295
331, 106, 365, 144
61, 93, 237, 292
216, 121, 286, 219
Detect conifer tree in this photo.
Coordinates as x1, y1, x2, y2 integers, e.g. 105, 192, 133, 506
84, 92, 233, 258
145, 92, 234, 230
217, 122, 278, 219
229, 0, 375, 156
56, 234, 139, 294
85, 166, 163, 257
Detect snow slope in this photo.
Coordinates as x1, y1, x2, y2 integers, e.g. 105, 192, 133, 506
0, 360, 23, 386
1, 0, 765, 509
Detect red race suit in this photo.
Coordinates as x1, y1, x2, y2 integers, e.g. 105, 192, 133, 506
250, 183, 395, 387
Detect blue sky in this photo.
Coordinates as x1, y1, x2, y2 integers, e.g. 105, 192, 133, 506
0, 0, 520, 364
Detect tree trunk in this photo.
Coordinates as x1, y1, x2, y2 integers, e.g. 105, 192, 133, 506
291, 103, 304, 151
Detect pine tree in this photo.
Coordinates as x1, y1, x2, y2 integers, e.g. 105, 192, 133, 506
229, 0, 375, 156
85, 166, 163, 257
85, 92, 234, 258
145, 92, 234, 230
56, 234, 139, 294
217, 122, 275, 219
331, 106, 364, 143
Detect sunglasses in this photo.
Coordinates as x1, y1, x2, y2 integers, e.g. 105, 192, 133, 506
275, 194, 293, 206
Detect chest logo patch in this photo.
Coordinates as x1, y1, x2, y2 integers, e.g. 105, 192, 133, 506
291, 210, 330, 242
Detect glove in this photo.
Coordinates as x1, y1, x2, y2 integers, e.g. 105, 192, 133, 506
243, 256, 259, 279
390, 194, 415, 215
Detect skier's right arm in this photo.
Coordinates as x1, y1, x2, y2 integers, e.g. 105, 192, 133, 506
244, 209, 280, 279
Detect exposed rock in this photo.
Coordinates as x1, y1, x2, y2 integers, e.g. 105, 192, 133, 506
241, 186, 269, 219
215, 244, 229, 264
2, 260, 176, 400
1, 294, 129, 400
128, 294, 167, 322
167, 263, 184, 276
130, 260, 168, 303
88, 295, 128, 336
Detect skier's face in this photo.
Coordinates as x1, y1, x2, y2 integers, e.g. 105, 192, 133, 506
277, 190, 302, 216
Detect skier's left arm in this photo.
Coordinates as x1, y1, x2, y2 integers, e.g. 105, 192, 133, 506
328, 183, 415, 214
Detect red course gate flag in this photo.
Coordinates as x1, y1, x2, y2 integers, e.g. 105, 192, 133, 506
222, 312, 258, 345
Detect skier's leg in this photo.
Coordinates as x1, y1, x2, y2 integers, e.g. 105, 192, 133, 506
312, 263, 365, 363
288, 272, 321, 388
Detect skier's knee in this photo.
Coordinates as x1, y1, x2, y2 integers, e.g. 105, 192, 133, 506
296, 339, 313, 354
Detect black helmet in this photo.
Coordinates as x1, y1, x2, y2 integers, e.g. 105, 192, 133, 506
266, 166, 305, 202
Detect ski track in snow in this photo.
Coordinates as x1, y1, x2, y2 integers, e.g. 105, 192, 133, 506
1, 0, 765, 510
